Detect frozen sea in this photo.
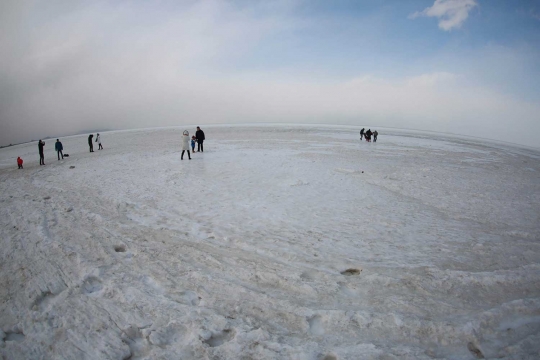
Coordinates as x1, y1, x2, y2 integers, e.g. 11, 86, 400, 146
0, 125, 539, 359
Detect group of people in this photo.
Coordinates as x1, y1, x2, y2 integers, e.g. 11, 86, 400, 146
87, 133, 103, 152
35, 138, 66, 166
181, 126, 205, 160
360, 128, 378, 142
17, 133, 105, 169
17, 125, 383, 168
34, 138, 73, 166
18, 127, 207, 169
16, 125, 384, 168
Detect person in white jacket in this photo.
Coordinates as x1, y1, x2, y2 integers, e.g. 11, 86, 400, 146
181, 131, 191, 160
96, 133, 103, 150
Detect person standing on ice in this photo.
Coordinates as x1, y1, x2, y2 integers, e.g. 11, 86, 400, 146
55, 139, 64, 160
365, 129, 372, 142
38, 139, 46, 165
195, 126, 205, 152
373, 130, 378, 142
191, 135, 196, 152
360, 128, 365, 140
88, 134, 94, 152
181, 130, 191, 160
96, 133, 103, 150
17, 157, 23, 169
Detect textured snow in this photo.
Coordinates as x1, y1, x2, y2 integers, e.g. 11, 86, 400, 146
1, 126, 539, 359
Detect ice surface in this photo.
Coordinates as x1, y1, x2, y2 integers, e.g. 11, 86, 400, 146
0, 126, 539, 359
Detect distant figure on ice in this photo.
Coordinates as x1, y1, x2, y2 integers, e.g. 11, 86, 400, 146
360, 128, 365, 140
181, 131, 191, 160
38, 140, 46, 165
191, 136, 196, 152
17, 157, 23, 169
96, 133, 103, 150
55, 139, 64, 160
365, 129, 372, 142
88, 134, 94, 152
196, 126, 205, 152
373, 130, 378, 142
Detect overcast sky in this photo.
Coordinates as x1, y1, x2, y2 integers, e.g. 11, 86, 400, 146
1, 0, 539, 147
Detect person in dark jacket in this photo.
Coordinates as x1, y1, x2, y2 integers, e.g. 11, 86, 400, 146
365, 129, 372, 142
360, 128, 365, 140
195, 126, 205, 152
55, 139, 64, 160
373, 130, 378, 142
38, 140, 46, 165
88, 134, 94, 152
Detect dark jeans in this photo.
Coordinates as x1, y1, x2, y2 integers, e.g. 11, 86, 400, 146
18, 164, 23, 169
197, 140, 204, 152
374, 136, 377, 142
98, 143, 103, 150
39, 152, 44, 165
181, 150, 191, 159
89, 143, 94, 152
57, 150, 63, 160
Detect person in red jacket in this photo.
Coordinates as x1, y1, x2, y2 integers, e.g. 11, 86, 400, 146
17, 157, 23, 169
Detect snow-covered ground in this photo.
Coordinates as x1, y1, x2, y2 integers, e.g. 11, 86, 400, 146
1, 125, 539, 359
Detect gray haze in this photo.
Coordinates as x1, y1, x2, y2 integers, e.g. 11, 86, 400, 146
1, 1, 540, 148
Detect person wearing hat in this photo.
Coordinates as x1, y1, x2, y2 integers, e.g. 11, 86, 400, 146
96, 133, 103, 150
181, 130, 191, 160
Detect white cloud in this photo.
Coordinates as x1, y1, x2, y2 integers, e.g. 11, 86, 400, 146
410, 0, 478, 31
1, 0, 539, 148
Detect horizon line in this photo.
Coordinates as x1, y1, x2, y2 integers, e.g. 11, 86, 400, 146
2, 122, 539, 152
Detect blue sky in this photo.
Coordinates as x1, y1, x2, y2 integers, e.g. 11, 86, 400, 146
1, 0, 539, 147
213, 0, 540, 95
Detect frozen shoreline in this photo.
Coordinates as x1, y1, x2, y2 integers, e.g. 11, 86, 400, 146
1, 126, 539, 359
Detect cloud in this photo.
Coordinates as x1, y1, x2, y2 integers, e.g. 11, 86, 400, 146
410, 0, 478, 31
0, 1, 302, 141
1, 0, 539, 148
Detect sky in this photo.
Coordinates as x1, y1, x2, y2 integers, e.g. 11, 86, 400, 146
1, 0, 540, 147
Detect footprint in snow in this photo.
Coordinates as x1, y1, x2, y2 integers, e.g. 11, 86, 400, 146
203, 329, 235, 347
340, 268, 361, 276
114, 244, 126, 253
82, 276, 103, 294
